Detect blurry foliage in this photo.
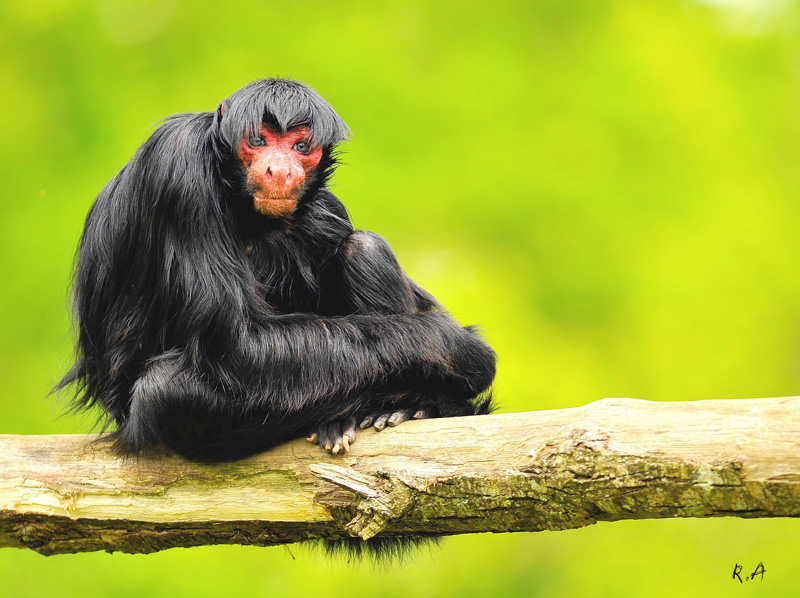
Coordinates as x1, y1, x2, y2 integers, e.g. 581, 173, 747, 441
1, 0, 800, 596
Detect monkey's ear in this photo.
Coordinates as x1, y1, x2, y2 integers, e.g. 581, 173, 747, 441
216, 101, 226, 121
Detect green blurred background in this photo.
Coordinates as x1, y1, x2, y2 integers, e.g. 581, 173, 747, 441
2, 0, 799, 595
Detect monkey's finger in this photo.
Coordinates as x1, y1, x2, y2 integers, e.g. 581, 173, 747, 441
330, 422, 347, 454
413, 410, 430, 420
306, 432, 318, 443
373, 413, 391, 431
387, 409, 413, 427
342, 418, 357, 451
317, 428, 333, 452
359, 415, 375, 429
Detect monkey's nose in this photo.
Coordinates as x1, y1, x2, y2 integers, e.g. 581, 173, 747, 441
265, 163, 291, 182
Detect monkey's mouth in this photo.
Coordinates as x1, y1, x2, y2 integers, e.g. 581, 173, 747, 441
253, 195, 298, 217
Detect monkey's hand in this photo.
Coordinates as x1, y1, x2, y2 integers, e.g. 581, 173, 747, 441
306, 417, 358, 455
305, 410, 432, 454
358, 408, 431, 432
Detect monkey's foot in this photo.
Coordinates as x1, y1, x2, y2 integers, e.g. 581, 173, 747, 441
306, 417, 358, 455
358, 409, 430, 432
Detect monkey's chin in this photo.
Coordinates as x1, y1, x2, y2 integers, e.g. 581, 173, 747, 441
253, 197, 298, 218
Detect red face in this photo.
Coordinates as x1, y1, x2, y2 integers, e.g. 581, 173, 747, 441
237, 126, 323, 217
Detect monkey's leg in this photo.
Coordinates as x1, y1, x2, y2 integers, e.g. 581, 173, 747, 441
118, 354, 313, 461
330, 229, 442, 313
321, 230, 418, 316
311, 231, 447, 453
328, 231, 495, 438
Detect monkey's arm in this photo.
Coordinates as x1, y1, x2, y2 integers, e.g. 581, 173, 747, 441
241, 310, 493, 406
116, 311, 493, 459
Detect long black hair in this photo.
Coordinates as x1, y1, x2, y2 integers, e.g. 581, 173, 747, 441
58, 79, 352, 428
58, 78, 494, 463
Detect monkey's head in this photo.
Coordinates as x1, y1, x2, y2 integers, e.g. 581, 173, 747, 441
215, 79, 350, 218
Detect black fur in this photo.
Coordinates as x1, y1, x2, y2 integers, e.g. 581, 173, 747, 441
58, 78, 496, 462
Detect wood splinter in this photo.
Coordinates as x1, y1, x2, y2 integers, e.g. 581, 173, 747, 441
309, 463, 417, 539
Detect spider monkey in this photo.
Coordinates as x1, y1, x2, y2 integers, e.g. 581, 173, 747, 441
59, 78, 496, 462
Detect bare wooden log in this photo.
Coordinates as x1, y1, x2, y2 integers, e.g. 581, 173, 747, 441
1, 396, 798, 555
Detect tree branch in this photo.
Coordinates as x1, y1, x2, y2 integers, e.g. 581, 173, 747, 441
1, 397, 798, 555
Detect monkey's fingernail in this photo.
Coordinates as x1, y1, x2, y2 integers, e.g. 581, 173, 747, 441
307, 433, 317, 442
413, 411, 428, 419
324, 443, 332, 451
359, 418, 371, 429
342, 436, 350, 452
332, 443, 341, 454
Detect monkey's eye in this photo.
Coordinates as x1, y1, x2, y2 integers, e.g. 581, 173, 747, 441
248, 134, 266, 147
292, 140, 312, 155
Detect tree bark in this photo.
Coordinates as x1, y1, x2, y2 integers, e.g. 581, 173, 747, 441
1, 396, 798, 555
